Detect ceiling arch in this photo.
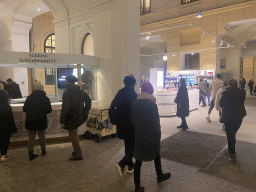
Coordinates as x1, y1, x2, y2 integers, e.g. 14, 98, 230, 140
0, 18, 11, 43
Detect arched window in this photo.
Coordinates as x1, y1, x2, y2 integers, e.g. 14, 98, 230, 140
82, 34, 94, 56
44, 33, 55, 53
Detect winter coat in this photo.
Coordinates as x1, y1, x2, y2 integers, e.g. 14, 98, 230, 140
132, 93, 161, 161
5, 82, 22, 99
219, 87, 246, 122
0, 90, 17, 133
110, 87, 137, 140
175, 84, 189, 117
248, 80, 254, 90
209, 79, 223, 101
23, 90, 52, 130
240, 79, 246, 89
199, 81, 208, 96
60, 84, 91, 130
215, 86, 229, 111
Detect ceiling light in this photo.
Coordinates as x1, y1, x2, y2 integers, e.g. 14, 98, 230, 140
163, 55, 167, 61
197, 11, 202, 18
212, 37, 216, 42
244, 45, 247, 49
220, 40, 223, 46
146, 36, 150, 40
191, 53, 194, 55
37, 8, 41, 12
172, 53, 175, 57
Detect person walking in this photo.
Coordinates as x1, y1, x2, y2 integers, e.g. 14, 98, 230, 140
220, 79, 246, 161
60, 75, 91, 161
5, 78, 22, 99
215, 81, 228, 131
23, 81, 52, 161
132, 82, 171, 192
239, 78, 246, 90
0, 83, 17, 162
175, 78, 189, 130
248, 79, 254, 95
204, 79, 211, 106
199, 78, 207, 107
206, 74, 223, 122
110, 76, 137, 177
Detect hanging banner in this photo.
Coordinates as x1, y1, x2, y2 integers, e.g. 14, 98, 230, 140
0, 51, 99, 66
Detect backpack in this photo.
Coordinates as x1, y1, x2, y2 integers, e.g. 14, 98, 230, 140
108, 106, 127, 125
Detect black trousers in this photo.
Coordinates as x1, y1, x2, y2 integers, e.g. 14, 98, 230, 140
224, 120, 242, 154
250, 89, 253, 94
0, 131, 12, 155
181, 116, 188, 128
119, 138, 134, 168
134, 153, 163, 187
208, 99, 222, 116
199, 96, 206, 106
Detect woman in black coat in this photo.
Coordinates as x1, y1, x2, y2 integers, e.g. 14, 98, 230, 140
0, 83, 17, 162
132, 82, 170, 192
23, 81, 52, 161
175, 78, 189, 130
220, 79, 246, 161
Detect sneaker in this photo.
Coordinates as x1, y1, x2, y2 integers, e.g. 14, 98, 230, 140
135, 185, 145, 192
115, 164, 124, 178
206, 117, 211, 122
69, 156, 83, 161
224, 149, 236, 161
0, 155, 9, 162
127, 166, 134, 174
157, 173, 171, 183
42, 149, 46, 156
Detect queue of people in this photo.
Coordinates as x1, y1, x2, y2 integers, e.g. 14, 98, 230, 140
0, 78, 22, 99
0, 74, 247, 191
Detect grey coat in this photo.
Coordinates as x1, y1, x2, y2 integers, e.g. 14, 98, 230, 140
132, 98, 161, 161
199, 81, 208, 96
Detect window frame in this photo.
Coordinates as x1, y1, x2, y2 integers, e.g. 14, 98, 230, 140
140, 0, 151, 15
181, 0, 199, 5
44, 33, 55, 53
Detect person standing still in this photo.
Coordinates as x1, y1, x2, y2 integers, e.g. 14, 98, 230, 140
248, 79, 254, 95
220, 79, 246, 161
23, 81, 52, 161
199, 78, 207, 107
60, 75, 91, 161
5, 78, 22, 99
140, 76, 146, 88
175, 78, 189, 130
111, 76, 137, 178
239, 78, 246, 90
206, 74, 223, 122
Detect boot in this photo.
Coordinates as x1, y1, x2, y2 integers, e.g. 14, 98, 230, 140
29, 152, 38, 161
157, 173, 171, 183
42, 149, 46, 156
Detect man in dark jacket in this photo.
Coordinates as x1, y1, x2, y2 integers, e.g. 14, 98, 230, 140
220, 79, 246, 161
5, 78, 22, 99
111, 76, 137, 178
60, 75, 91, 161
239, 78, 246, 90
248, 79, 254, 95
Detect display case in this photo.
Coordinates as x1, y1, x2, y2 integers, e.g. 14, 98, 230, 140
178, 74, 195, 87
165, 71, 178, 88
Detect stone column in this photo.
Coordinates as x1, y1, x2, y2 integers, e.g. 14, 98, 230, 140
226, 48, 241, 82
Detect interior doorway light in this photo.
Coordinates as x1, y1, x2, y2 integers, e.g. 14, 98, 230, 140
197, 11, 202, 18
163, 54, 167, 61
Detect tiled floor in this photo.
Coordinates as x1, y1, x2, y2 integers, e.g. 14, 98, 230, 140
1, 95, 256, 192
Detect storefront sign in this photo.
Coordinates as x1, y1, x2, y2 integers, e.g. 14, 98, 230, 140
0, 51, 99, 66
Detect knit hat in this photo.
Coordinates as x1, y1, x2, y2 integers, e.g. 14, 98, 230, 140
141, 82, 154, 95
123, 76, 136, 87
66, 75, 78, 84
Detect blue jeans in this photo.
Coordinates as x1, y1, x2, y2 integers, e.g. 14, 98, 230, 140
204, 91, 211, 105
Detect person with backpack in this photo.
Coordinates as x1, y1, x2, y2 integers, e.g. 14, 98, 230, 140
109, 76, 137, 178
60, 75, 91, 161
23, 81, 52, 161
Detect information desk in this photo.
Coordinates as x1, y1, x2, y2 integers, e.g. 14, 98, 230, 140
156, 89, 199, 117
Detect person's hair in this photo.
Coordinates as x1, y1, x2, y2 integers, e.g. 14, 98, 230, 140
228, 79, 238, 87
222, 81, 228, 87
0, 82, 4, 90
180, 78, 186, 85
216, 74, 222, 79
34, 81, 44, 91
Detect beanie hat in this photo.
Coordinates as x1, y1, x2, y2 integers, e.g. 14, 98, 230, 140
141, 82, 154, 95
123, 76, 136, 87
66, 75, 78, 84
